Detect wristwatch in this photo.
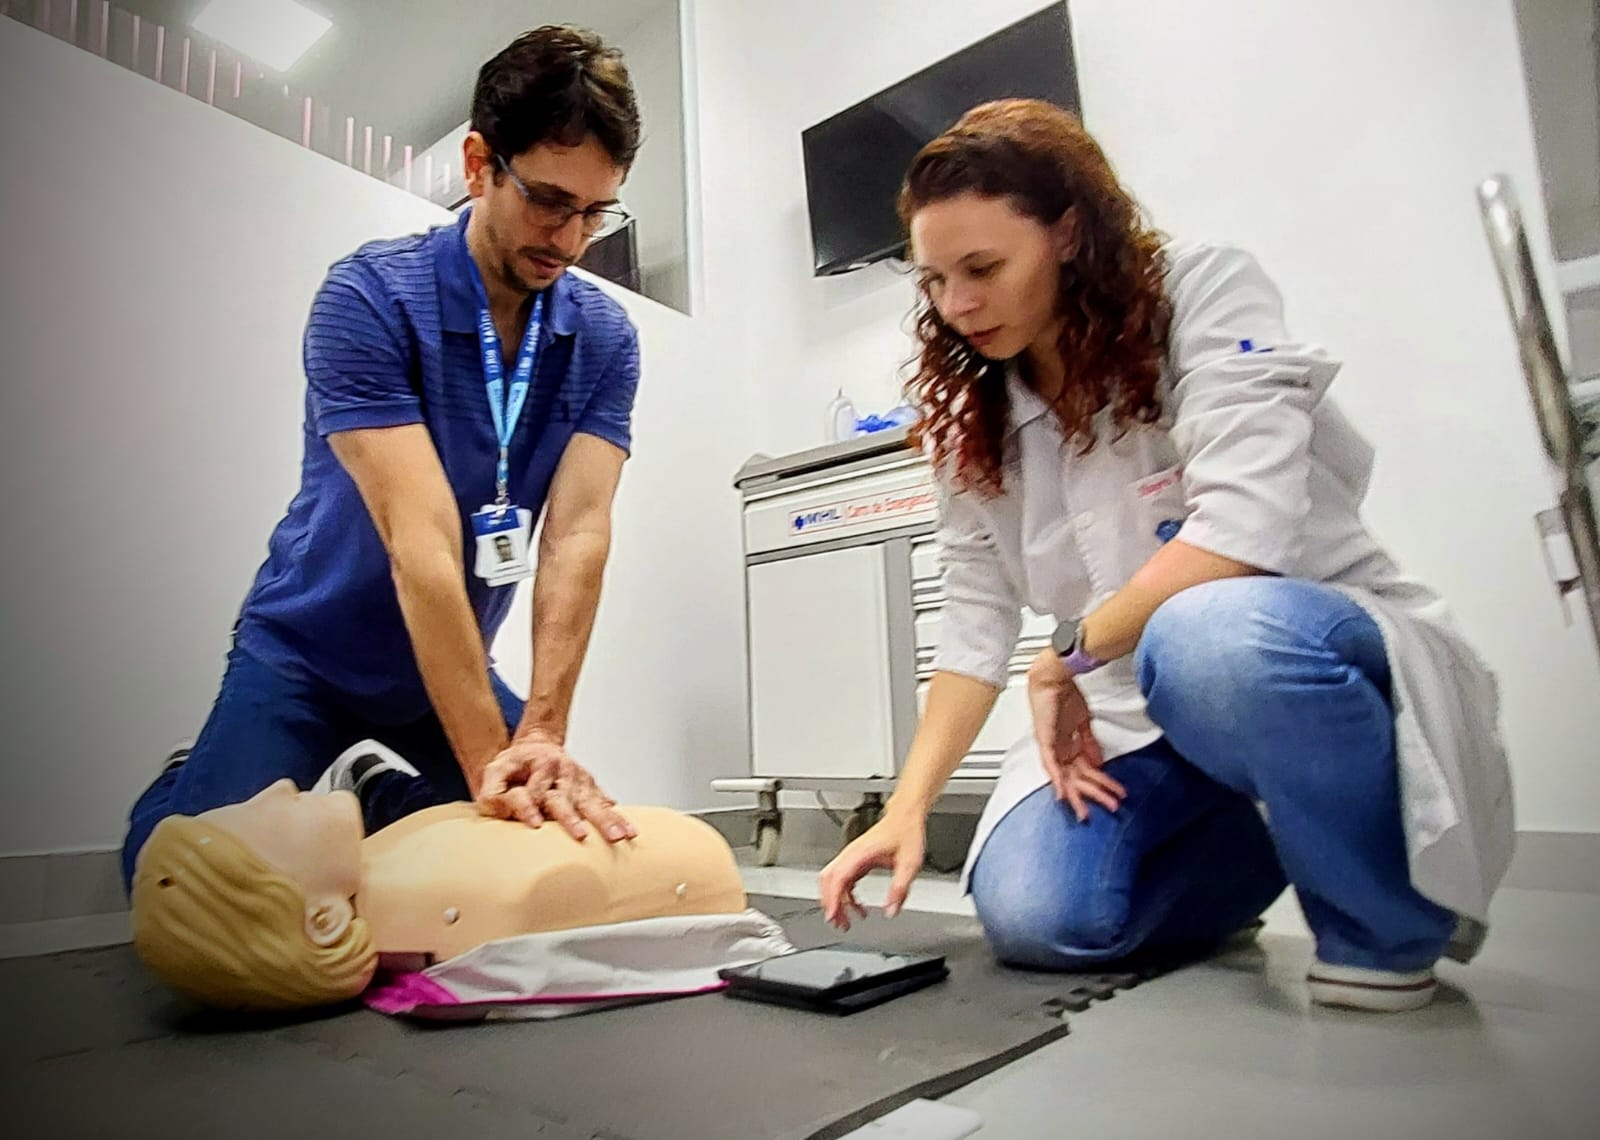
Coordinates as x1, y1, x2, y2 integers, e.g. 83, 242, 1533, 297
1051, 616, 1106, 676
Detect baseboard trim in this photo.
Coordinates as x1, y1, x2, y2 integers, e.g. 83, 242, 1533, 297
0, 848, 124, 928
1499, 830, 1600, 894
0, 913, 130, 960
4, 825, 1596, 952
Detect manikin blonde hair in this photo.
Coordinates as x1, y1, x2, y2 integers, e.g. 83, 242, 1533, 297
130, 815, 377, 1012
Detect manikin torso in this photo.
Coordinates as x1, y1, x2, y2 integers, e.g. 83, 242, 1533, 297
354, 804, 749, 961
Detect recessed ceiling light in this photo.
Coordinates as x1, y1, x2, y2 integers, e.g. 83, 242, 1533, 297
191, 0, 331, 72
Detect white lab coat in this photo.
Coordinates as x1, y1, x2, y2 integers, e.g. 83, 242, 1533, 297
937, 242, 1514, 937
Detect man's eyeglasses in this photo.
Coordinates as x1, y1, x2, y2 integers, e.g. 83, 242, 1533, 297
495, 155, 631, 239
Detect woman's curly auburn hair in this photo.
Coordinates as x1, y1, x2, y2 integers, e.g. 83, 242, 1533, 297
899, 99, 1172, 495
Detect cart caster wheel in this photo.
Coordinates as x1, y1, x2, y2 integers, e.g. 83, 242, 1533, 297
755, 821, 782, 866
841, 803, 882, 845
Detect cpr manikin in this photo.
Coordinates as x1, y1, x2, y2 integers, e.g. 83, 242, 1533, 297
131, 772, 752, 1013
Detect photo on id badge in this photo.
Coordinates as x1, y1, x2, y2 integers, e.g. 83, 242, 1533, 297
474, 505, 534, 586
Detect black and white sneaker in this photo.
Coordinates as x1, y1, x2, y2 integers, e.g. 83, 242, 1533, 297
311, 740, 420, 796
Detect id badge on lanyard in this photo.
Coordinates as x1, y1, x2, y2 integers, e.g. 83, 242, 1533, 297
468, 254, 545, 587
472, 502, 534, 586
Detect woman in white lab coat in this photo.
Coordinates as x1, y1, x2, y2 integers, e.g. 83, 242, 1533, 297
818, 99, 1514, 1013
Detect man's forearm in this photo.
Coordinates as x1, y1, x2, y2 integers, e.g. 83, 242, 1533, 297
391, 549, 508, 789
519, 528, 610, 743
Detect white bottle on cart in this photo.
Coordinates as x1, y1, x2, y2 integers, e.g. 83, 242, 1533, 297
825, 388, 858, 442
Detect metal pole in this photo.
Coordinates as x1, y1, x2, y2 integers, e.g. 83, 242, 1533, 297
1478, 174, 1600, 660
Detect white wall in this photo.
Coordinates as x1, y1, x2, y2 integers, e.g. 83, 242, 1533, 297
686, 0, 1600, 831
1515, 0, 1600, 262
397, 119, 472, 205
1512, 0, 1600, 382
1510, 0, 1600, 382
0, 18, 450, 855
488, 276, 748, 812
0, 15, 747, 854
613, 0, 691, 313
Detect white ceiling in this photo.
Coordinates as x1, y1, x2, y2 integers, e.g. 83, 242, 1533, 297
112, 0, 674, 151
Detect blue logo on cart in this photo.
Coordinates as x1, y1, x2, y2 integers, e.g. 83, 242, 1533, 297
1155, 519, 1184, 544
792, 508, 843, 532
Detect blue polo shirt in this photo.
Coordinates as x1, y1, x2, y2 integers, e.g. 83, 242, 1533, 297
234, 207, 640, 724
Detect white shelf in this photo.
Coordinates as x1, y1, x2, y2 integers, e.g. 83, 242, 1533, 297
1558, 254, 1600, 306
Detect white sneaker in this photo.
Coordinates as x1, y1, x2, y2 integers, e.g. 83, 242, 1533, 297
310, 739, 419, 796
1307, 960, 1437, 1012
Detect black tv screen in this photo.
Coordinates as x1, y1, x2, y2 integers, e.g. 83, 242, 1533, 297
577, 221, 641, 294
801, 4, 1080, 276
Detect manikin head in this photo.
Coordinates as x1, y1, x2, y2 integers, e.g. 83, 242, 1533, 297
130, 780, 375, 1013
462, 25, 640, 296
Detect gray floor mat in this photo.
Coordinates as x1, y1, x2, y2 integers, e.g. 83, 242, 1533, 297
0, 896, 1177, 1140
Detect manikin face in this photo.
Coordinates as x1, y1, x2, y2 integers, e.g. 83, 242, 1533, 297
908, 191, 1069, 362
200, 780, 364, 939
463, 133, 628, 294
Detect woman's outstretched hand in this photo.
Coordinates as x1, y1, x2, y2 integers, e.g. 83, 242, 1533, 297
818, 807, 928, 931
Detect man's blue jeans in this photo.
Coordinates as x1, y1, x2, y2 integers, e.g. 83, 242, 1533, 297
969, 578, 1455, 974
121, 643, 523, 891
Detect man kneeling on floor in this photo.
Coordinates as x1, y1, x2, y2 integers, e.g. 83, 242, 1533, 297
122, 24, 650, 894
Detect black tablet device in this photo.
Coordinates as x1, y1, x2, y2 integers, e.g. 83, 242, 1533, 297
718, 945, 948, 1013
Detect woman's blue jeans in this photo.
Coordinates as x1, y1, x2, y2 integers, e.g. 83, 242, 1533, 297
969, 578, 1455, 973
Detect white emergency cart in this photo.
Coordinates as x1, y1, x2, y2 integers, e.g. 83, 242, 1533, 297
712, 428, 1053, 865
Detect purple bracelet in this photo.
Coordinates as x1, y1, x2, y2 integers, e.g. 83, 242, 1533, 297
1063, 647, 1106, 676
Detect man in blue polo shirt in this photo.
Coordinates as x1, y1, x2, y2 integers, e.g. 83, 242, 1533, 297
122, 27, 643, 888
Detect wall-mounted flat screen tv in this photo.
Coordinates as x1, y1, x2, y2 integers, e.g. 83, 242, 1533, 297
801, 4, 1080, 276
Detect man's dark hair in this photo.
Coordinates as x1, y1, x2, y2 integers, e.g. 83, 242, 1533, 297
472, 25, 641, 170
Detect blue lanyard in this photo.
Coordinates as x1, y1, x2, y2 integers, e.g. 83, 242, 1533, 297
469, 277, 545, 511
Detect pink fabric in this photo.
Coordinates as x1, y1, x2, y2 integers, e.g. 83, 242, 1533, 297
363, 971, 458, 1015
364, 970, 732, 1016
